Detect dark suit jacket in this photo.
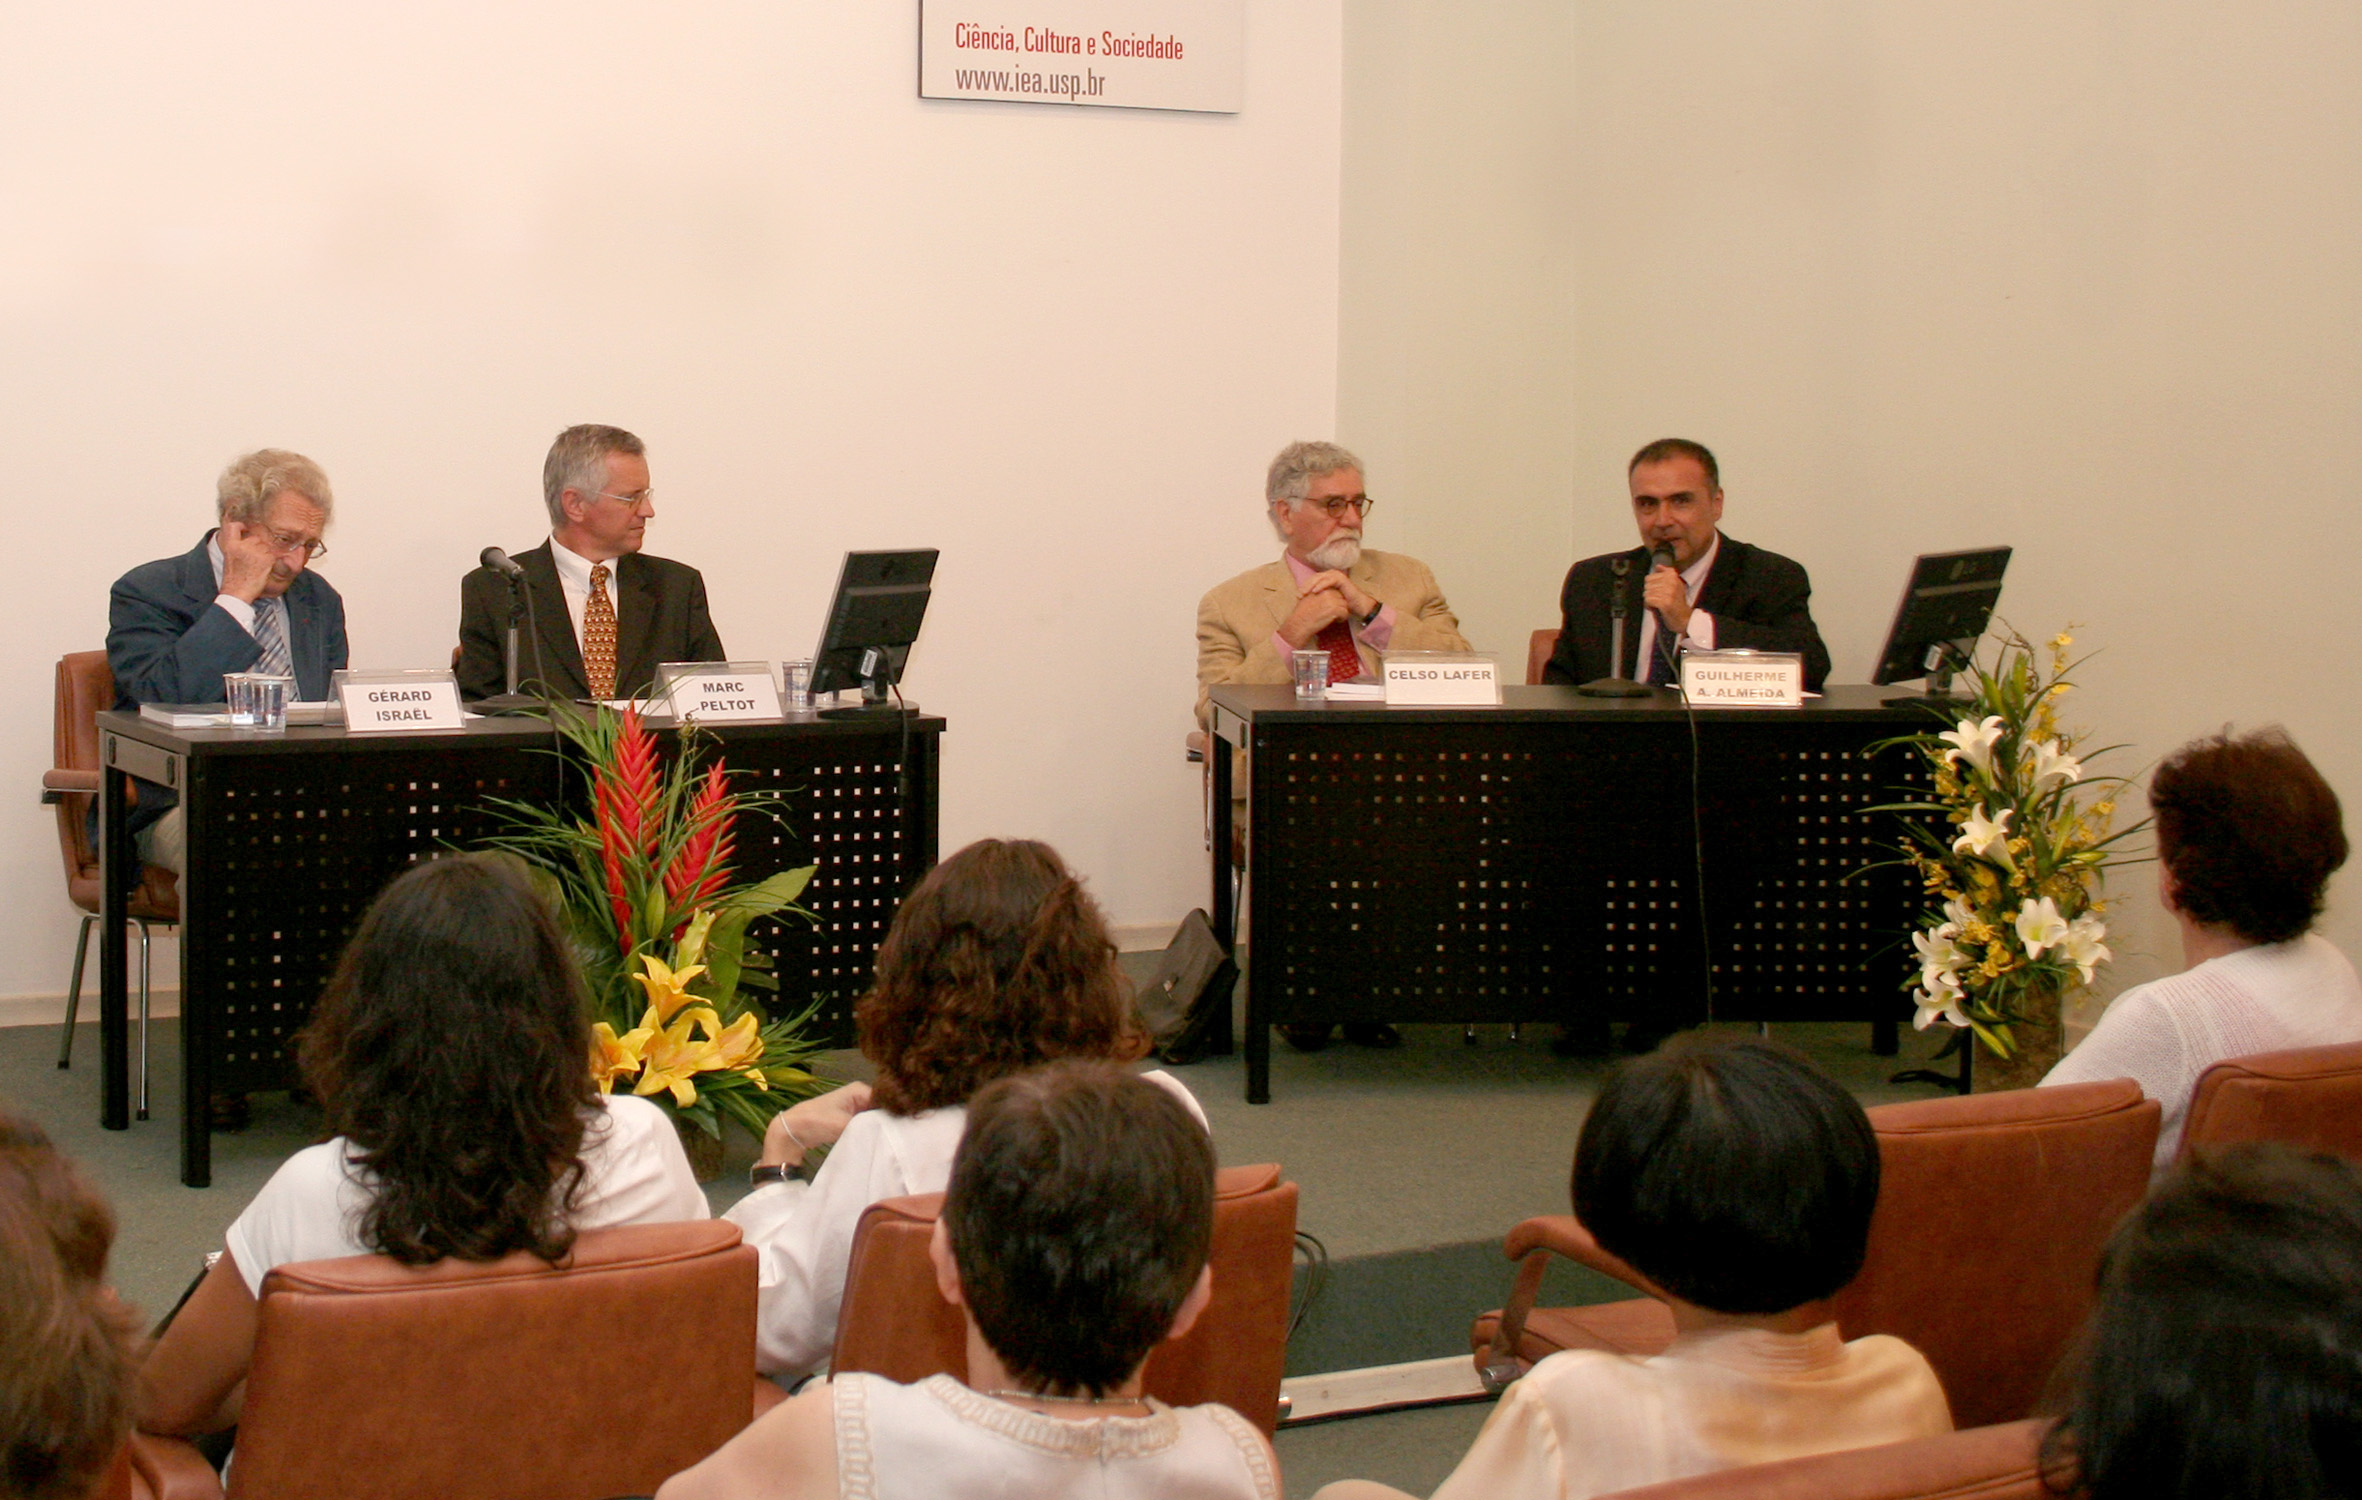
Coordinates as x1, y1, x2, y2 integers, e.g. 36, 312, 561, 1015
456, 542, 726, 701
1544, 536, 1831, 692
106, 532, 350, 825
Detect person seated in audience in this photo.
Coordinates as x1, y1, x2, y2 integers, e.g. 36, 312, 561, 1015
726, 837, 1207, 1380
2042, 1142, 2362, 1499
659, 1060, 1278, 1500
0, 1108, 140, 1500
1317, 1038, 1952, 1500
2044, 728, 2361, 1162
136, 853, 707, 1438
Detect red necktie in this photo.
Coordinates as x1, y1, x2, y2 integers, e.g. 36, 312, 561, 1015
1315, 618, 1361, 684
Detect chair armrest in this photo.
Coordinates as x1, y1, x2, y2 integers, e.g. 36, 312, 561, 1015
1480, 1215, 1668, 1391
125, 1432, 223, 1500
44, 768, 101, 794
1185, 730, 1207, 764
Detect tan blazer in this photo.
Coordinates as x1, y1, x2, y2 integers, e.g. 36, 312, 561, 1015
1195, 549, 1472, 726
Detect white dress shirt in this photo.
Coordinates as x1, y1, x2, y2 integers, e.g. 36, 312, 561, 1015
1632, 534, 1721, 680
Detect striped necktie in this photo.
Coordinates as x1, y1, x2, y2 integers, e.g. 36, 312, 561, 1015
254, 600, 295, 683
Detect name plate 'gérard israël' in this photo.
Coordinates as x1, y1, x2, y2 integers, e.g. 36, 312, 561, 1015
1679, 649, 1806, 709
335, 669, 464, 732
657, 662, 783, 724
1382, 652, 1502, 707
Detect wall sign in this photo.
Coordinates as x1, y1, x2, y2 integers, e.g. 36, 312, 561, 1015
920, 0, 1244, 114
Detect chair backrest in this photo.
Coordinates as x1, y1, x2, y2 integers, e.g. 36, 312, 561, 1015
225, 1220, 755, 1500
1527, 628, 1560, 685
831, 1163, 1299, 1434
1830, 1081, 2158, 1430
1602, 1419, 2050, 1500
2181, 1040, 2362, 1162
54, 651, 114, 896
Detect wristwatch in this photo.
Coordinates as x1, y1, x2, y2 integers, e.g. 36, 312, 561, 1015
748, 1162, 803, 1188
1361, 601, 1383, 626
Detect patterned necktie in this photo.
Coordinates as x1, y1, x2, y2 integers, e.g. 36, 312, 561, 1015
1314, 618, 1362, 685
584, 564, 619, 700
254, 600, 294, 682
1647, 627, 1677, 686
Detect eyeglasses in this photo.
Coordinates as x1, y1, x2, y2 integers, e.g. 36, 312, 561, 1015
593, 489, 655, 508
1299, 495, 1374, 519
263, 526, 327, 562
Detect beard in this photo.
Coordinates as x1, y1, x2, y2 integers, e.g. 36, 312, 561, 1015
1307, 532, 1363, 572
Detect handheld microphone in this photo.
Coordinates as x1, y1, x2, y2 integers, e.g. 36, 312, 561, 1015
480, 546, 526, 580
1650, 543, 1676, 573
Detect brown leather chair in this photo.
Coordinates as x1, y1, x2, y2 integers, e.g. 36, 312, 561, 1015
46, 652, 180, 1117
831, 1163, 1299, 1434
1527, 628, 1560, 685
136, 1220, 759, 1500
2180, 1040, 2362, 1162
1474, 1081, 2160, 1430
1600, 1419, 2051, 1500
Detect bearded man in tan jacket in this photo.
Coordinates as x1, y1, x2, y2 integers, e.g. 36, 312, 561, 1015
1194, 440, 1472, 1051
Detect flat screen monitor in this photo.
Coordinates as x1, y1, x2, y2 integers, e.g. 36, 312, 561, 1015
811, 549, 939, 702
1870, 546, 2012, 690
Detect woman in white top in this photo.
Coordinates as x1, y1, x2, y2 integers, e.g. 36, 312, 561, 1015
137, 853, 708, 1437
662, 1062, 1275, 1500
1316, 1039, 1953, 1500
2046, 728, 2362, 1162
727, 839, 1206, 1380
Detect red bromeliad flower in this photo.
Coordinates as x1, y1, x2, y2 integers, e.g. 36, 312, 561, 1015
594, 777, 636, 958
610, 709, 664, 856
664, 762, 738, 926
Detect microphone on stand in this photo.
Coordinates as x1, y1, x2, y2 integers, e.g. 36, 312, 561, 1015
1577, 553, 1654, 698
474, 546, 552, 713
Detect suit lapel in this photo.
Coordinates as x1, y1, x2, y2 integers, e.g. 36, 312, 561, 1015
613, 554, 667, 696
522, 544, 590, 698
1694, 536, 1742, 620
283, 585, 323, 699
1258, 556, 1297, 636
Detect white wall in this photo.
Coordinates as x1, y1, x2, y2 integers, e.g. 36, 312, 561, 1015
1343, 0, 2362, 1007
0, 0, 1342, 994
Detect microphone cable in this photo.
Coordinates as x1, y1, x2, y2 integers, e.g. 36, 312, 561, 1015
1654, 608, 1718, 1025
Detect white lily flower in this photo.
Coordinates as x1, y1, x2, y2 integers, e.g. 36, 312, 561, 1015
1953, 805, 2014, 867
2029, 739, 2084, 788
1912, 926, 1969, 989
1942, 895, 1977, 932
2016, 895, 2068, 959
2059, 912, 2111, 984
1913, 974, 1970, 1032
1939, 716, 2006, 775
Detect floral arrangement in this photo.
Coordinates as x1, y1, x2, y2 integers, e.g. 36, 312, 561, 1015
483, 705, 829, 1144
1871, 630, 2148, 1063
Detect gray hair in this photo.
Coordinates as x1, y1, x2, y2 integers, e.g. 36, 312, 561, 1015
216, 449, 334, 526
542, 424, 645, 526
1265, 440, 1364, 506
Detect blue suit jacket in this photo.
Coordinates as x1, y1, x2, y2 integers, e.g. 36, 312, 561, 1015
104, 532, 349, 825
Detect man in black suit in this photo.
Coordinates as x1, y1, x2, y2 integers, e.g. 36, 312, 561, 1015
1545, 438, 1830, 692
456, 424, 726, 701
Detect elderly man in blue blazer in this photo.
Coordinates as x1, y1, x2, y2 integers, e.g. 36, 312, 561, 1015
106, 448, 349, 863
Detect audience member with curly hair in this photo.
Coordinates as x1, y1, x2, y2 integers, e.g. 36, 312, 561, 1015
0, 1108, 140, 1500
2042, 1143, 2362, 1499
137, 853, 707, 1438
1317, 1039, 1951, 1500
725, 837, 1203, 1380
663, 1062, 1275, 1500
2045, 728, 2361, 1161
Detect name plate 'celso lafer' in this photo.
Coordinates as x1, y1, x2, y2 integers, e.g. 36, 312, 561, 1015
1383, 652, 1502, 707
1679, 650, 1805, 709
336, 670, 465, 733
657, 662, 783, 724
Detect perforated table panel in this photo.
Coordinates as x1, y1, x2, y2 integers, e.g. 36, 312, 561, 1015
1208, 685, 1925, 1102
97, 712, 942, 1185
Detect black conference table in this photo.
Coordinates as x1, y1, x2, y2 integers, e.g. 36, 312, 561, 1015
96, 709, 944, 1185
1206, 683, 1930, 1102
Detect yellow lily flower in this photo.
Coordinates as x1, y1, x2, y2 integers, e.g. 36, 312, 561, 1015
589, 1020, 652, 1094
705, 1011, 767, 1086
632, 954, 711, 1025
634, 1003, 723, 1106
